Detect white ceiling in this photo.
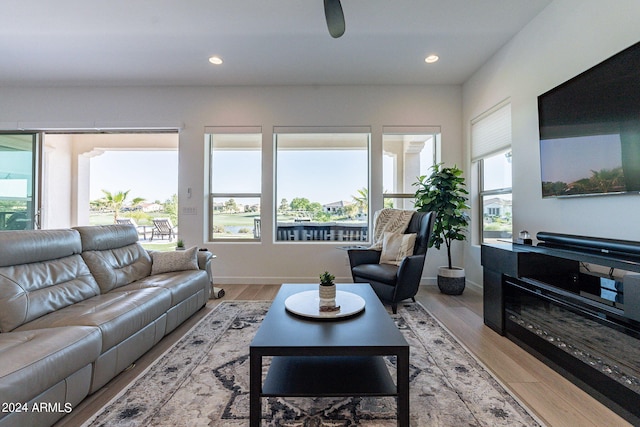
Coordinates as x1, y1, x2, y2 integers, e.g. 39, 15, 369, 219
0, 0, 552, 87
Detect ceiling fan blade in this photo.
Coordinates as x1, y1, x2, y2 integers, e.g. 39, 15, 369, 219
324, 0, 345, 38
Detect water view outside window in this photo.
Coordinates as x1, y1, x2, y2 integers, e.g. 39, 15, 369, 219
383, 130, 439, 210
274, 132, 369, 242
209, 131, 261, 240
481, 150, 512, 243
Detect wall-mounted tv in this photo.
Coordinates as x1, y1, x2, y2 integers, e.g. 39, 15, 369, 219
538, 41, 640, 198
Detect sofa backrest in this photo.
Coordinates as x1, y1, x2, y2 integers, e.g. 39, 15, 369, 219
0, 229, 101, 332
74, 224, 152, 293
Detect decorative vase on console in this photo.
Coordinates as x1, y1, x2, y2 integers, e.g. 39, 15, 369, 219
319, 271, 337, 309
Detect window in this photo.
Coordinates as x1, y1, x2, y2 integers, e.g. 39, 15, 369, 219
0, 133, 38, 230
207, 128, 261, 240
480, 150, 512, 243
383, 127, 440, 210
472, 102, 512, 243
274, 128, 369, 242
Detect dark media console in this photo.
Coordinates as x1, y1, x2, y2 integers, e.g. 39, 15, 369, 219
481, 232, 640, 425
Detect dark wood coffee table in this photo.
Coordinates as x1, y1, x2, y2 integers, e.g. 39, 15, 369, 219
249, 283, 410, 426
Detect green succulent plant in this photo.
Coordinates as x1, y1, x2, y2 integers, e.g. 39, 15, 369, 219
319, 271, 335, 286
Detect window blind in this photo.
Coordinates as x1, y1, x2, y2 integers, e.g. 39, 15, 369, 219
471, 102, 511, 161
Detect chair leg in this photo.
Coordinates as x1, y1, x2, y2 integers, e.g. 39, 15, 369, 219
392, 303, 398, 314
411, 297, 416, 302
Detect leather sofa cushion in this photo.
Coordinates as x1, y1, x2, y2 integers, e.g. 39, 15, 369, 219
0, 254, 100, 332
118, 269, 209, 306
0, 229, 82, 268
352, 263, 398, 285
75, 225, 152, 293
81, 244, 152, 293
0, 326, 101, 405
15, 288, 171, 352
74, 224, 138, 251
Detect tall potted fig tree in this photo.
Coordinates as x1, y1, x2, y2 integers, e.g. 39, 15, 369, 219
413, 163, 470, 295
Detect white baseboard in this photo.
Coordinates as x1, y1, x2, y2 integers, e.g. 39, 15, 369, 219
213, 276, 482, 292
213, 276, 352, 285
466, 279, 482, 292
216, 277, 439, 285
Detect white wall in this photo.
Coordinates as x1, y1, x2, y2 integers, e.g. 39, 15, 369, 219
0, 84, 462, 284
462, 0, 640, 285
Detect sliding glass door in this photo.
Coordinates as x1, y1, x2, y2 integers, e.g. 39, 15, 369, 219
0, 133, 40, 230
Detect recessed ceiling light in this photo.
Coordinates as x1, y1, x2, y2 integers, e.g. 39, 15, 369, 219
209, 56, 223, 65
425, 55, 439, 64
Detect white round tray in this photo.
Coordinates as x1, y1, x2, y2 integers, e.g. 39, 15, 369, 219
284, 290, 366, 319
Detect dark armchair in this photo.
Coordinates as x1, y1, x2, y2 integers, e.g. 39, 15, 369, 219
348, 211, 435, 313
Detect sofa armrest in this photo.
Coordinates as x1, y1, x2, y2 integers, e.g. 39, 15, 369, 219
197, 250, 213, 270
197, 251, 215, 289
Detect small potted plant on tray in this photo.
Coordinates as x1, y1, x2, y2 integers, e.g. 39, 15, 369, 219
319, 271, 338, 310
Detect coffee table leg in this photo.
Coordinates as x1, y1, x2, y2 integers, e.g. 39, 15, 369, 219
250, 350, 261, 427
397, 348, 410, 427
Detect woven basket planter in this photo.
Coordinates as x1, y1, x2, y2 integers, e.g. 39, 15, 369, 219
437, 267, 466, 295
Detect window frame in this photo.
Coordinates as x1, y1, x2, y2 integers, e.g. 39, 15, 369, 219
273, 127, 371, 243
478, 152, 513, 243
471, 101, 513, 244
382, 126, 441, 210
207, 127, 262, 242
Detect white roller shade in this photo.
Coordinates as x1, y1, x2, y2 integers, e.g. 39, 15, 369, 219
471, 102, 511, 161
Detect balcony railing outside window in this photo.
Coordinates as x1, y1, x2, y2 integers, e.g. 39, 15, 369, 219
274, 129, 370, 243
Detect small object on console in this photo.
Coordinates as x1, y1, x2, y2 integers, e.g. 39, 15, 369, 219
515, 230, 532, 245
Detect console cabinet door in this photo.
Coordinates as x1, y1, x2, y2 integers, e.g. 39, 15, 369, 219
483, 268, 504, 333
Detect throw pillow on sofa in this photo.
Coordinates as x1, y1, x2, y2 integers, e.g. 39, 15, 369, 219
151, 246, 199, 275
379, 232, 416, 266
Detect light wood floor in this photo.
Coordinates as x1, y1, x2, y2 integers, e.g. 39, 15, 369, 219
57, 284, 631, 427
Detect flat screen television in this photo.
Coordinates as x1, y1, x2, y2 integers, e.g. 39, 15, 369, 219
538, 41, 640, 198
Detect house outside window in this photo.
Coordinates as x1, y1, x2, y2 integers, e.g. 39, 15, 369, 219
486, 206, 501, 217
382, 126, 441, 210
274, 128, 369, 242
472, 102, 513, 243
207, 128, 262, 241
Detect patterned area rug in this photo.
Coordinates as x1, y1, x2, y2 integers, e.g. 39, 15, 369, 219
83, 301, 542, 426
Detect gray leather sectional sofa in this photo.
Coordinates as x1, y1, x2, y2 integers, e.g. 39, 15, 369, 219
0, 225, 213, 427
